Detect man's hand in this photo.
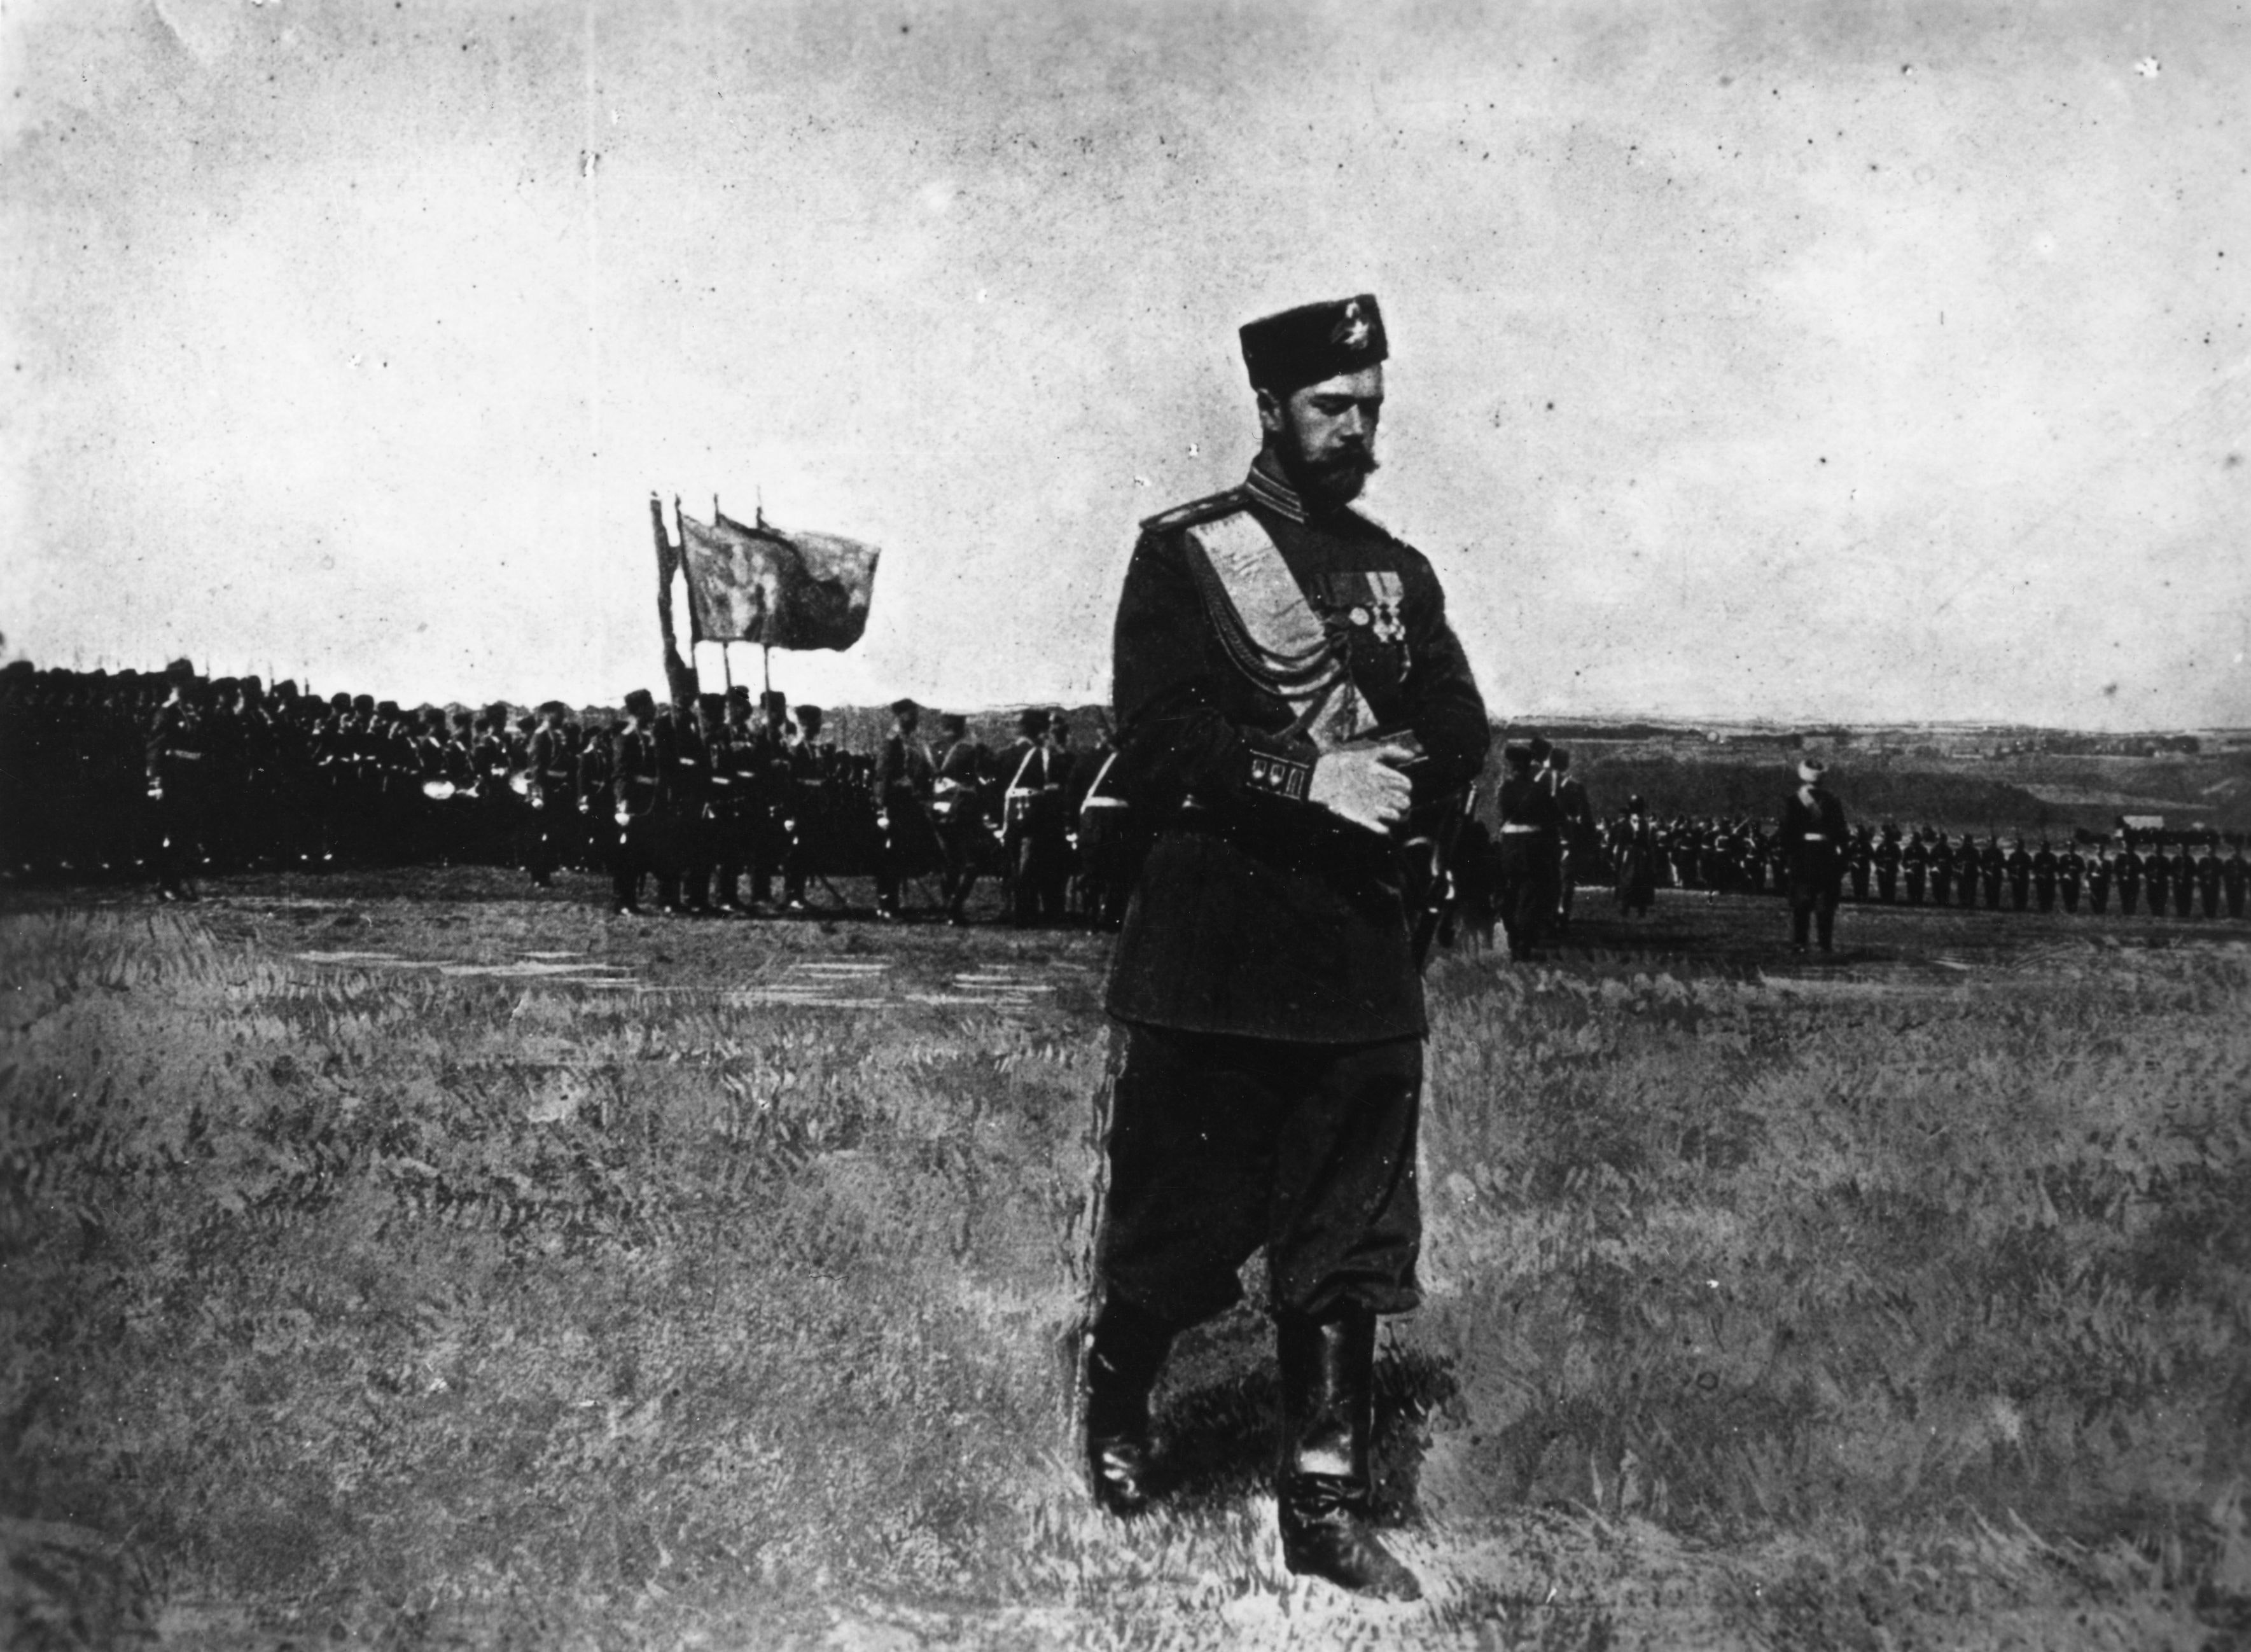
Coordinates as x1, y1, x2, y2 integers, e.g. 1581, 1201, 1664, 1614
1307, 741, 1416, 835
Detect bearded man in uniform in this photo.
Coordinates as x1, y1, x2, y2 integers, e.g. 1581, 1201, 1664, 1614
1082, 295, 1488, 1600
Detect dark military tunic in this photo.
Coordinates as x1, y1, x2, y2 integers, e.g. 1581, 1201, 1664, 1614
2143, 849, 2170, 917
1105, 461, 1489, 1042
2117, 847, 2143, 915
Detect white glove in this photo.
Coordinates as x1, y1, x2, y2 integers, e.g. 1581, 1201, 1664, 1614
1307, 741, 1416, 835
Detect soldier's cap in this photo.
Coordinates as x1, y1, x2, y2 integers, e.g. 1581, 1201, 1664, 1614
696, 692, 725, 717
624, 688, 656, 715
1239, 295, 1388, 394
538, 699, 568, 718
1798, 759, 1826, 783
1, 660, 32, 680
450, 708, 474, 727
330, 691, 353, 712
1502, 742, 1534, 770
1549, 747, 1570, 772
724, 684, 751, 705
1526, 735, 1554, 763
1017, 707, 1049, 736
937, 712, 968, 737
796, 704, 823, 726
165, 657, 197, 681
376, 699, 401, 719
1628, 793, 1646, 811
760, 689, 789, 715
213, 676, 239, 696
890, 697, 921, 720
352, 693, 376, 715
242, 675, 263, 696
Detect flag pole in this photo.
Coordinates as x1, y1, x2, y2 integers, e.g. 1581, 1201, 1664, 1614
721, 645, 733, 693
763, 645, 772, 697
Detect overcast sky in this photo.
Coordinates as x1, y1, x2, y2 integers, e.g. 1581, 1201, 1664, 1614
4, 0, 2245, 728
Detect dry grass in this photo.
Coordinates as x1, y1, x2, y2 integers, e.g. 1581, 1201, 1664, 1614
2, 887, 2247, 1649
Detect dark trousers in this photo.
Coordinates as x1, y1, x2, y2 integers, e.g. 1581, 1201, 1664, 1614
1494, 835, 1558, 957
674, 811, 714, 910
525, 799, 565, 884
1555, 848, 1579, 929
150, 791, 204, 894
708, 810, 749, 907
1010, 826, 1071, 924
748, 810, 791, 904
875, 798, 938, 913
611, 816, 655, 911
938, 819, 987, 916
1789, 873, 1839, 948
1097, 1022, 1423, 1327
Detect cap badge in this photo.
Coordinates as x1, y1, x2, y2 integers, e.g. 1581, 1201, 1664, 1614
1334, 300, 1370, 351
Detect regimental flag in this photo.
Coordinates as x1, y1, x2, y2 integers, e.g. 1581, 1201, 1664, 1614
676, 506, 881, 651
648, 494, 699, 705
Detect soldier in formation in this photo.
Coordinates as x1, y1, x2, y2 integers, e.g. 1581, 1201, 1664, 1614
1493, 740, 1563, 960
1779, 759, 1848, 953
1612, 794, 1660, 917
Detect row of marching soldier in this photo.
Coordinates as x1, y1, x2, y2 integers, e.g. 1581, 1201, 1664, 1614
0, 657, 1143, 926
1598, 800, 2249, 923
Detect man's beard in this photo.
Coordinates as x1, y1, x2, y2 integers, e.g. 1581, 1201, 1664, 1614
1276, 438, 1379, 509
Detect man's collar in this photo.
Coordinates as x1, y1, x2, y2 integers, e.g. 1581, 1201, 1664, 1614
1244, 452, 1355, 524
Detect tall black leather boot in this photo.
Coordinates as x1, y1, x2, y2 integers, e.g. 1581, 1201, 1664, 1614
1083, 1295, 1174, 1517
1276, 1309, 1421, 1600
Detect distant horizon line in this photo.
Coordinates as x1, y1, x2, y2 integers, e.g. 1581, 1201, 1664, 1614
8, 656, 2241, 737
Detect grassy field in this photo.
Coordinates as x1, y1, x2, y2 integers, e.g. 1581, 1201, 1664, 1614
3, 873, 2248, 1649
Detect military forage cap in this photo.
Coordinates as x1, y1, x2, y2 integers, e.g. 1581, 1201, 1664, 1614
1239, 294, 1387, 393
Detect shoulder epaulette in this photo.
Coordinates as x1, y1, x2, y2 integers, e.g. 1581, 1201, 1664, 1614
1139, 486, 1248, 536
